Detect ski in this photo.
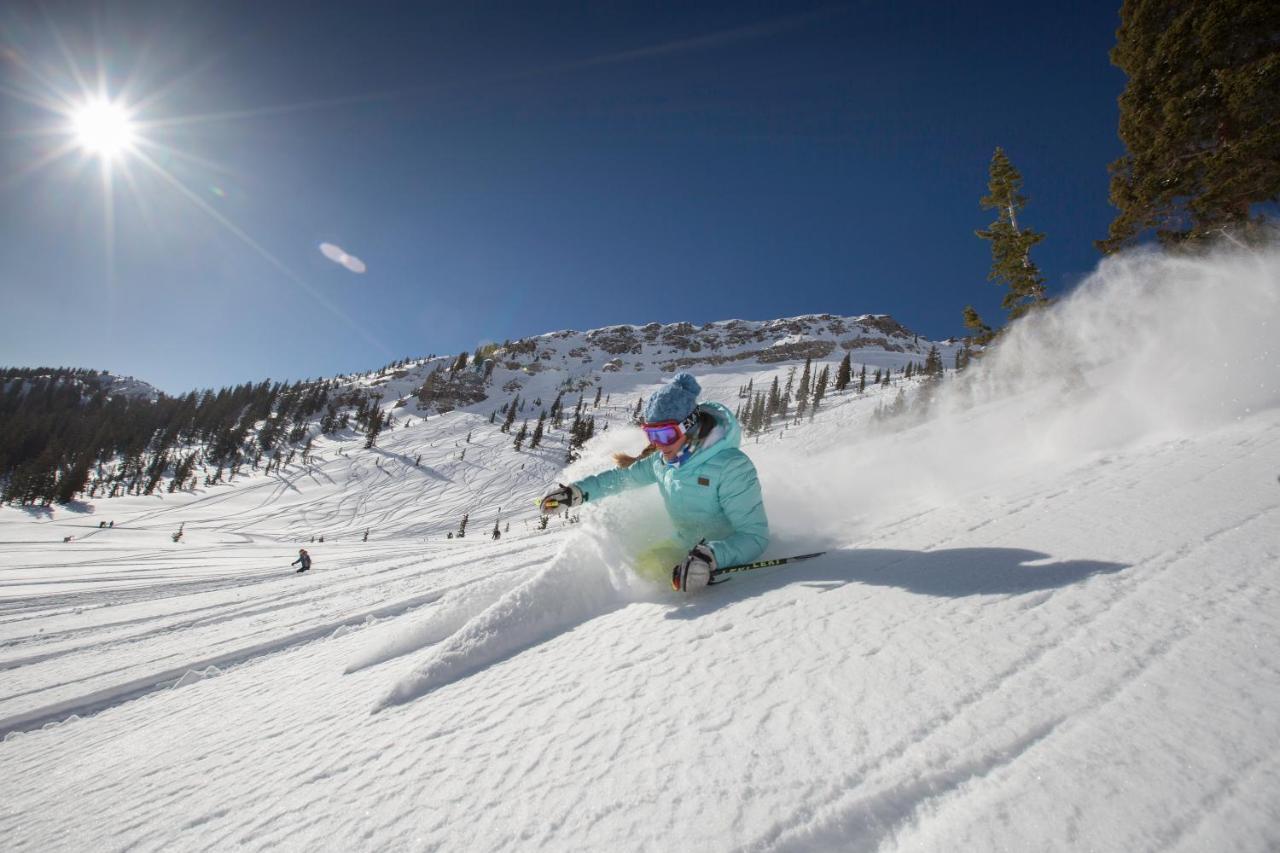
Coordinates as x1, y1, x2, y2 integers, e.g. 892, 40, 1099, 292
708, 551, 826, 583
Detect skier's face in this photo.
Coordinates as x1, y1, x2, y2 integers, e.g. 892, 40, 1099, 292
659, 431, 688, 461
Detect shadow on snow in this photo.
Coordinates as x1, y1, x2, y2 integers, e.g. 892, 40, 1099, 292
665, 547, 1129, 619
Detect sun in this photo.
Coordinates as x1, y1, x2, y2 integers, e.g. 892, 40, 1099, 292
71, 99, 137, 159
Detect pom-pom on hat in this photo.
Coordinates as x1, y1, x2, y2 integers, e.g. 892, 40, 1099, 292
644, 373, 701, 424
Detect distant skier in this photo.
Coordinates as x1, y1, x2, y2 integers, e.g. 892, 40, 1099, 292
292, 548, 312, 573
539, 373, 768, 592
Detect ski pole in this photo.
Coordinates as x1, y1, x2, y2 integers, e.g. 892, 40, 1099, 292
710, 551, 826, 579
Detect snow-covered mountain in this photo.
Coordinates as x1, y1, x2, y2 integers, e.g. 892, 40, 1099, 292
0, 367, 162, 404
345, 312, 956, 421
2, 250, 1278, 852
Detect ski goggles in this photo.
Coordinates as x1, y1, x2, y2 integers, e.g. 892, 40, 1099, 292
641, 420, 685, 447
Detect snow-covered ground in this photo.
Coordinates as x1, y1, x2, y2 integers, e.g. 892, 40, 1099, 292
2, 248, 1279, 851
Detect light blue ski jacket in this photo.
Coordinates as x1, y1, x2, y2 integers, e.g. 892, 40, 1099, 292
572, 402, 769, 567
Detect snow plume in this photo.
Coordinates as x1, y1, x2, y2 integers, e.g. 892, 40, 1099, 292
764, 244, 1280, 546
373, 515, 658, 711
344, 573, 526, 674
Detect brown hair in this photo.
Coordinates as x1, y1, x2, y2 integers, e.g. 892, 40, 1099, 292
613, 444, 657, 469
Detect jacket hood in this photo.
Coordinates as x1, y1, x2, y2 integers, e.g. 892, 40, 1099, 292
671, 401, 740, 471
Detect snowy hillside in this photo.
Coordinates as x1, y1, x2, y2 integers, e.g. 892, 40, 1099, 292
2, 248, 1279, 852
0, 367, 162, 404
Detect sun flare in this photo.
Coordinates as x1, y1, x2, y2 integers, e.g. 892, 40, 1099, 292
71, 99, 137, 158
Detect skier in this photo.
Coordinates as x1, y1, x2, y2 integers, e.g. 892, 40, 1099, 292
291, 548, 312, 573
539, 373, 768, 592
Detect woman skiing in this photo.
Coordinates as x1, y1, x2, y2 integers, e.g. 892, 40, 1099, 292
539, 373, 769, 592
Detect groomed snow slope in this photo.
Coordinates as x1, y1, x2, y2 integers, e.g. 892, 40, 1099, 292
1, 248, 1278, 852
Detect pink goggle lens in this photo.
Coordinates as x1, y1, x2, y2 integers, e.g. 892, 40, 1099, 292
642, 423, 682, 446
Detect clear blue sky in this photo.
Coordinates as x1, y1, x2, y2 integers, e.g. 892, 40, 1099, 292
0, 1, 1126, 394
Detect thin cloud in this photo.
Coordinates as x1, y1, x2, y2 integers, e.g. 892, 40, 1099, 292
560, 6, 848, 73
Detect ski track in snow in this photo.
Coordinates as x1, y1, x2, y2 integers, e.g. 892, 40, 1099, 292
2, 250, 1280, 851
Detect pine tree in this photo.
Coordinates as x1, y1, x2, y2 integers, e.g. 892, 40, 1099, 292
924, 345, 944, 381
593, 386, 602, 408
364, 408, 383, 449
502, 396, 519, 433
530, 411, 546, 449
457, 512, 469, 539
768, 376, 782, 417
795, 358, 812, 418
963, 306, 996, 346
513, 420, 528, 451
890, 388, 907, 418
632, 397, 643, 423
811, 367, 829, 416
1100, 0, 1280, 250
976, 147, 1048, 323
858, 364, 867, 393
750, 392, 766, 434
835, 353, 852, 392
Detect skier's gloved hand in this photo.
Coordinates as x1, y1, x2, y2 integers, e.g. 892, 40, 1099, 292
539, 483, 583, 514
672, 541, 717, 592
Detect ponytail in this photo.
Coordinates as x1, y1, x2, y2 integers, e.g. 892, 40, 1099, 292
613, 444, 657, 469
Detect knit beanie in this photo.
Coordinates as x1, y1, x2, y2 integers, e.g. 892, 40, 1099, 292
644, 373, 701, 423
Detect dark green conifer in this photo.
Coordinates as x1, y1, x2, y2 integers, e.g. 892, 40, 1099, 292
924, 345, 944, 380
1100, 0, 1280, 250
834, 353, 852, 392
976, 147, 1048, 323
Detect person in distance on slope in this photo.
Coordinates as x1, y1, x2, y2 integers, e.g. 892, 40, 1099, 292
539, 373, 769, 593
291, 548, 312, 573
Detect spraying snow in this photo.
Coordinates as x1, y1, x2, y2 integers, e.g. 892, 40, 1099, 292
762, 245, 1280, 546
